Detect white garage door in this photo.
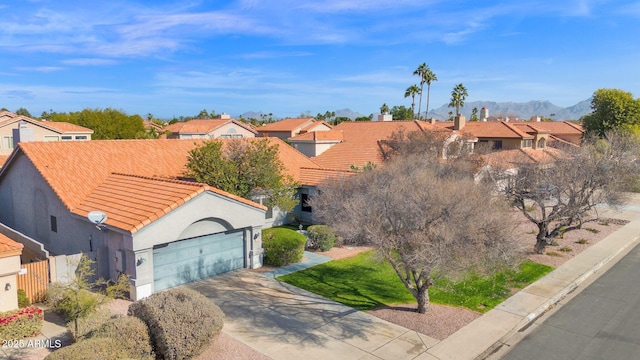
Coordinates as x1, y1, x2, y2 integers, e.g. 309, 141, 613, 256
153, 231, 244, 291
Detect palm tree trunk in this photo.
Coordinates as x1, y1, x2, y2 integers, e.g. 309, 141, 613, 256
417, 84, 424, 120
426, 84, 431, 120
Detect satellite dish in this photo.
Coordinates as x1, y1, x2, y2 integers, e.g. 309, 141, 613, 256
87, 210, 107, 227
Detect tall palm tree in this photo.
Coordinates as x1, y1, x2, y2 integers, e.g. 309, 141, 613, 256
380, 103, 390, 115
413, 63, 427, 119
413, 63, 438, 120
448, 83, 468, 117
404, 85, 421, 120
423, 67, 438, 120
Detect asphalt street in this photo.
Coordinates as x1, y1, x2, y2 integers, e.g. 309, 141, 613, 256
502, 242, 640, 360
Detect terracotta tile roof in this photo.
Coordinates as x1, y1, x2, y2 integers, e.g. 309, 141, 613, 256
73, 173, 265, 234
0, 116, 93, 134
288, 130, 344, 142
256, 118, 315, 132
481, 147, 563, 170
0, 155, 8, 168
512, 121, 584, 136
4, 138, 316, 223
42, 121, 94, 133
0, 233, 23, 258
313, 121, 449, 171
436, 121, 533, 139
299, 167, 356, 186
163, 119, 257, 135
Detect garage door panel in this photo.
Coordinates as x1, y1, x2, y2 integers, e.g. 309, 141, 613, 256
153, 231, 244, 291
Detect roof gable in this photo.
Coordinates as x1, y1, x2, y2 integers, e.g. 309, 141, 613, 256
257, 118, 316, 132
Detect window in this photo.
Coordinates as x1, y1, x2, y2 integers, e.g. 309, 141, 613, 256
264, 199, 273, 220
74, 135, 88, 140
538, 138, 546, 149
492, 140, 503, 150
522, 139, 532, 148
3, 136, 13, 150
61, 135, 73, 141
44, 136, 59, 142
301, 193, 312, 212
50, 216, 57, 233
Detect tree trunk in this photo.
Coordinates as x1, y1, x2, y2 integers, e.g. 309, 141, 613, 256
534, 223, 548, 254
416, 278, 433, 314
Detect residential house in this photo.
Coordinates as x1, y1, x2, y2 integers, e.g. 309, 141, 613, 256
257, 118, 332, 140
0, 112, 94, 155
511, 121, 584, 146
0, 138, 319, 300
292, 120, 457, 171
0, 234, 23, 311
163, 115, 257, 139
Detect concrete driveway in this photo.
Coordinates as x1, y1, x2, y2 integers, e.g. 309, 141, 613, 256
187, 270, 439, 360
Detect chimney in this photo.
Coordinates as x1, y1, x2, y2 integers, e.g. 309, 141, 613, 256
13, 122, 35, 148
376, 114, 393, 122
218, 113, 231, 120
453, 114, 466, 130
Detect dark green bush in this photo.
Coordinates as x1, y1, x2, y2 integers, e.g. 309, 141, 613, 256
17, 289, 30, 308
90, 316, 153, 359
262, 228, 306, 266
128, 287, 224, 360
44, 337, 147, 360
307, 225, 337, 252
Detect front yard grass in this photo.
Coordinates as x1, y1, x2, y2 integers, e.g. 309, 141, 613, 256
278, 250, 553, 313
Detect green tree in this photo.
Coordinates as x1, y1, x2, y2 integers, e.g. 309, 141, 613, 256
49, 108, 145, 140
448, 83, 468, 117
380, 103, 390, 115
47, 255, 129, 341
582, 88, 640, 136
185, 139, 298, 211
404, 84, 421, 120
15, 107, 32, 117
390, 105, 413, 120
471, 107, 479, 121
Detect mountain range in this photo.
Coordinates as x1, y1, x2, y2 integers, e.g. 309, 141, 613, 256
238, 99, 593, 121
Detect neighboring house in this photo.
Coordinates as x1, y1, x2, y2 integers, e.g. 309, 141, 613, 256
435, 116, 542, 151
511, 121, 584, 146
301, 120, 457, 171
288, 130, 344, 157
0, 138, 318, 300
163, 115, 257, 139
0, 112, 93, 155
257, 118, 332, 140
297, 167, 356, 223
0, 233, 23, 311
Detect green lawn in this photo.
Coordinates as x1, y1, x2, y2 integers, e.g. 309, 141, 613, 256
278, 251, 553, 313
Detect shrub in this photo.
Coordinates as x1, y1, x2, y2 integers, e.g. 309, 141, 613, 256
585, 227, 600, 234
546, 251, 563, 257
559, 246, 573, 252
128, 287, 224, 360
0, 306, 43, 340
17, 289, 31, 308
69, 307, 111, 341
262, 228, 306, 266
90, 316, 153, 359
44, 337, 146, 360
307, 225, 337, 252
576, 239, 589, 244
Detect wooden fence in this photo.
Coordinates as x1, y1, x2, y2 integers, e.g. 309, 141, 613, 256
17, 260, 49, 303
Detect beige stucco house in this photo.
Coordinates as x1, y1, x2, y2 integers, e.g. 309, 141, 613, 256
0, 112, 93, 155
257, 118, 332, 140
163, 115, 257, 139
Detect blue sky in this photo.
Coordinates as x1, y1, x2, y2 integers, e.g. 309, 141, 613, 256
1, 0, 639, 119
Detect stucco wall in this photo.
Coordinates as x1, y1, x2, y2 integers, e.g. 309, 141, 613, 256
0, 255, 21, 312
210, 123, 256, 138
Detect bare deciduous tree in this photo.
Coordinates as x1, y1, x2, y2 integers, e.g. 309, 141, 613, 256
499, 132, 640, 254
312, 154, 519, 313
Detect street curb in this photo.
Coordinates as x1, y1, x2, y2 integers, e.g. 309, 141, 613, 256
477, 223, 640, 359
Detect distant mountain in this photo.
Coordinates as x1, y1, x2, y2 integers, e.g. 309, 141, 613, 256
237, 108, 365, 121
333, 108, 366, 119
427, 99, 592, 121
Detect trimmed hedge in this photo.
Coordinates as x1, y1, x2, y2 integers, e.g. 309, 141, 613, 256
307, 225, 337, 252
44, 337, 147, 360
0, 306, 43, 341
128, 287, 224, 360
90, 316, 153, 359
262, 228, 306, 266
